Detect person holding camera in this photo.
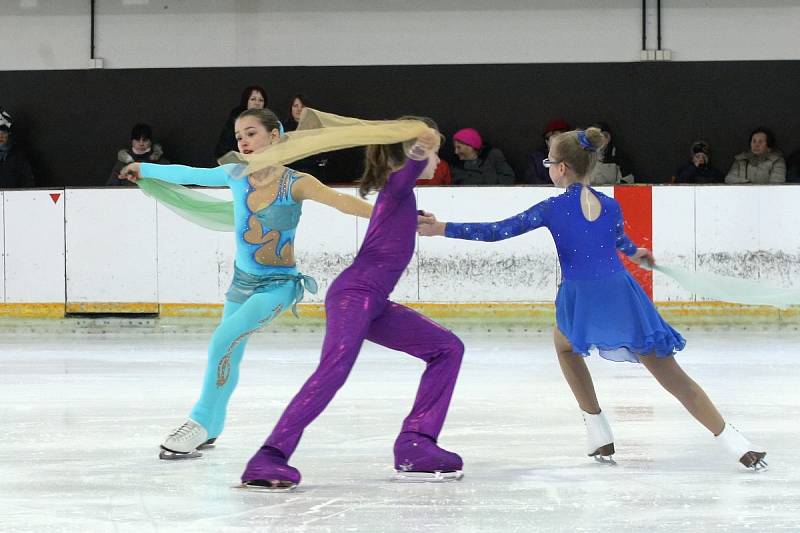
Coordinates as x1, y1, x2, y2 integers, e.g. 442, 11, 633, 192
674, 141, 723, 184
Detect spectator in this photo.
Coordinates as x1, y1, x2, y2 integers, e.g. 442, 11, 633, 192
725, 127, 786, 184
450, 127, 515, 186
786, 148, 800, 183
523, 118, 570, 184
674, 141, 724, 184
417, 131, 452, 186
214, 85, 268, 159
107, 123, 169, 186
282, 94, 329, 179
587, 121, 635, 185
283, 94, 307, 132
0, 108, 35, 188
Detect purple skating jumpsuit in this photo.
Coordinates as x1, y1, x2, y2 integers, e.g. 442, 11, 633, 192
258, 157, 464, 460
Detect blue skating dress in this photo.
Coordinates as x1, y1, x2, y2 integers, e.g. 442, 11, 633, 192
445, 183, 685, 363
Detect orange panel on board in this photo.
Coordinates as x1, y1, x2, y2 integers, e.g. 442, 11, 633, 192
613, 185, 653, 299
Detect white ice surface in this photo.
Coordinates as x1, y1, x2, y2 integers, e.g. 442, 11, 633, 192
1, 325, 798, 532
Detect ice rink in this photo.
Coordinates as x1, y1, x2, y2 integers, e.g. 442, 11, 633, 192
1, 321, 798, 532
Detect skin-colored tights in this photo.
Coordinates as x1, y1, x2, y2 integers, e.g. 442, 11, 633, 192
554, 328, 725, 436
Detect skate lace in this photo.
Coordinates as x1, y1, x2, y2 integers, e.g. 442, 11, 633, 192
168, 421, 199, 441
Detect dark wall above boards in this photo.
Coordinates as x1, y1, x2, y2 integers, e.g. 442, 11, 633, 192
2, 60, 798, 187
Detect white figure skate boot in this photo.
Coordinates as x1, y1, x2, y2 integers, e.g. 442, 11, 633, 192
582, 410, 615, 464
715, 423, 767, 471
159, 419, 215, 460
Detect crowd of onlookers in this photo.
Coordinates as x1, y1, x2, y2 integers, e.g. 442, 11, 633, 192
1, 86, 799, 189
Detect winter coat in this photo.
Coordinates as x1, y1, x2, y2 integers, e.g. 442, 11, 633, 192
107, 144, 169, 186
725, 150, 786, 184
782, 149, 800, 183
589, 146, 634, 185
675, 162, 724, 184
214, 106, 245, 160
451, 145, 515, 186
523, 148, 552, 185
416, 160, 452, 186
0, 141, 35, 188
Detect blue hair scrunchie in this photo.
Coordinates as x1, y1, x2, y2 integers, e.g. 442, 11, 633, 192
577, 130, 595, 152
278, 120, 286, 137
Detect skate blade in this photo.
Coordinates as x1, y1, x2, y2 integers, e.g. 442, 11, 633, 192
158, 448, 203, 460
747, 458, 768, 472
393, 470, 464, 483
236, 480, 298, 492
591, 455, 617, 466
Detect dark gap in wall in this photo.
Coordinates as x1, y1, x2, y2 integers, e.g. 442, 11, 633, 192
1, 60, 798, 187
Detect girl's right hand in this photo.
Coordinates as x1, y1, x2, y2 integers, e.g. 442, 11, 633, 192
119, 162, 141, 182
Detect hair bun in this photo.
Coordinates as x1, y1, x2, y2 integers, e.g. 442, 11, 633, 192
576, 130, 596, 152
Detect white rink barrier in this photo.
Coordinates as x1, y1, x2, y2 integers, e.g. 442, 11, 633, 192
1, 185, 799, 319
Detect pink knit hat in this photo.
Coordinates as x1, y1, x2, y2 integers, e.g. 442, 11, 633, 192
452, 128, 482, 150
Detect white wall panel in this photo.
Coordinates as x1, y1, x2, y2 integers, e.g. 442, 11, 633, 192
3, 2, 800, 70
156, 189, 233, 304
755, 186, 800, 289
94, 2, 642, 68
64, 189, 157, 303
695, 187, 760, 295
652, 187, 695, 301
3, 191, 66, 303
416, 187, 561, 302
294, 188, 360, 302
662, 2, 800, 62
0, 2, 89, 71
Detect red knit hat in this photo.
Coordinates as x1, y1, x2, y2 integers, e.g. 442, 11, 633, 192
543, 119, 570, 136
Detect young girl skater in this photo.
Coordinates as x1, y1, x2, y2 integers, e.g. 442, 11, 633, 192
119, 108, 375, 460
418, 128, 767, 471
240, 122, 465, 490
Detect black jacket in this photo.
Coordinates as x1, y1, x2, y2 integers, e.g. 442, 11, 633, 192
0, 142, 35, 188
214, 106, 245, 160
675, 162, 723, 184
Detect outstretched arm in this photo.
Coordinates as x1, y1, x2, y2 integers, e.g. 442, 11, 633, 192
614, 206, 638, 256
292, 173, 373, 218
418, 202, 548, 242
383, 128, 441, 196
119, 162, 232, 187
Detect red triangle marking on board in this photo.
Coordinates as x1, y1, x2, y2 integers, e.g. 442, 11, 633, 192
50, 193, 61, 204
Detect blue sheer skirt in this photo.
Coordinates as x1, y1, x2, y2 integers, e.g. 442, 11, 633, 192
556, 270, 685, 363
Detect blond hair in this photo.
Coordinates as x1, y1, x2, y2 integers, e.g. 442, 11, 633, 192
550, 128, 606, 177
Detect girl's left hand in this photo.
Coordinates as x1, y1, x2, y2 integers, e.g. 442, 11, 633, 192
631, 248, 655, 267
408, 128, 440, 160
417, 210, 438, 225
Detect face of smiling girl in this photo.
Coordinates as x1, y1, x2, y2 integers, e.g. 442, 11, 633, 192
234, 115, 279, 155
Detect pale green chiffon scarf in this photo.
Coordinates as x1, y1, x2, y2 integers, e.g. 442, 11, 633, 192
648, 264, 800, 309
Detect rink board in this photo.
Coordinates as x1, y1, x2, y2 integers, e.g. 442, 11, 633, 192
1, 185, 799, 319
